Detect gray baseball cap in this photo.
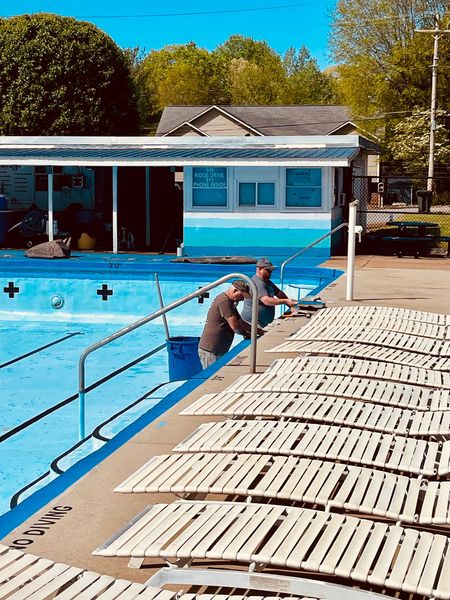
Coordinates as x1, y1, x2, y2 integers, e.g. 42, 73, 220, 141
256, 257, 275, 271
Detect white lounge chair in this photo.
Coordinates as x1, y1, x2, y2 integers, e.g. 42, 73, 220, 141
114, 452, 450, 526
309, 317, 447, 339
217, 371, 450, 411
0, 542, 174, 599
93, 500, 450, 599
181, 391, 450, 435
286, 326, 449, 357
0, 542, 316, 600
266, 339, 449, 371
303, 311, 448, 339
266, 356, 450, 389
307, 305, 449, 326
174, 420, 448, 476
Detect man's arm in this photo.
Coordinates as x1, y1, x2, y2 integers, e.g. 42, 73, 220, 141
259, 295, 297, 308
225, 315, 265, 336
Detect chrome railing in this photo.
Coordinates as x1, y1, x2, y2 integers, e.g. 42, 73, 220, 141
280, 223, 348, 291
78, 273, 259, 439
280, 201, 361, 300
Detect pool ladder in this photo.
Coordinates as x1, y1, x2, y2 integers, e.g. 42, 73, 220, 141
78, 272, 260, 439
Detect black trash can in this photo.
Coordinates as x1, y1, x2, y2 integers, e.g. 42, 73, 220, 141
416, 190, 432, 213
167, 336, 202, 381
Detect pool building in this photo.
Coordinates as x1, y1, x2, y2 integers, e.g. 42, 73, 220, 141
0, 134, 379, 257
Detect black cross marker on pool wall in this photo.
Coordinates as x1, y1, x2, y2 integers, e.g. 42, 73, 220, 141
3, 282, 19, 298
97, 284, 113, 301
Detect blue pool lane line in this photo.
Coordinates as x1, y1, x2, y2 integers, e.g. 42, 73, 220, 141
0, 332, 82, 369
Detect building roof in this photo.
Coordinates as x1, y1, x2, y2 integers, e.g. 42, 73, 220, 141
156, 105, 354, 137
0, 135, 378, 168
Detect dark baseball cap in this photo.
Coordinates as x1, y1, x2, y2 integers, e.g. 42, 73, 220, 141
256, 257, 275, 271
232, 279, 251, 298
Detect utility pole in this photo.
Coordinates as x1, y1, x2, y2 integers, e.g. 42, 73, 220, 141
416, 14, 450, 192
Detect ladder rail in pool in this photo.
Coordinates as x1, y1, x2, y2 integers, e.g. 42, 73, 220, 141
78, 273, 260, 439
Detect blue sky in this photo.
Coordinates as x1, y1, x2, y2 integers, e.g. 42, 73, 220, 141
2, 1, 337, 69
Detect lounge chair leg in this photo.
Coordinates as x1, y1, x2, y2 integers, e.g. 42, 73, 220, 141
128, 556, 145, 569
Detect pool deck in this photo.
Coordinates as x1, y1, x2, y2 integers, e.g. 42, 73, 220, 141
1, 253, 449, 585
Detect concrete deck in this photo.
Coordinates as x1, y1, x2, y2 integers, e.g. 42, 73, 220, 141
1, 254, 449, 585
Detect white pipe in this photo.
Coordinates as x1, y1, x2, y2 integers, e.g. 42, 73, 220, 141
346, 200, 358, 301
112, 166, 118, 254
47, 170, 54, 242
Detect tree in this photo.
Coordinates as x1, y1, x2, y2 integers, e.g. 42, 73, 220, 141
281, 46, 340, 104
388, 108, 450, 172
213, 35, 286, 104
134, 43, 221, 130
0, 13, 139, 135
329, 0, 450, 131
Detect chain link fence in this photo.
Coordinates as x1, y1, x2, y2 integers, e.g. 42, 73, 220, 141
353, 175, 450, 257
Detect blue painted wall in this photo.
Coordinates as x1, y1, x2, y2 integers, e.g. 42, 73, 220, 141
183, 165, 340, 257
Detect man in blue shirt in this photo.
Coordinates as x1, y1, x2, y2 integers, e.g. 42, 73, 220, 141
241, 258, 297, 327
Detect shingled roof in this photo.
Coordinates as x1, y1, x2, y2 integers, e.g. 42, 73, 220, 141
156, 105, 354, 137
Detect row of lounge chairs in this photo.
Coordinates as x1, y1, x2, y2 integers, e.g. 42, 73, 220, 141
2, 305, 450, 599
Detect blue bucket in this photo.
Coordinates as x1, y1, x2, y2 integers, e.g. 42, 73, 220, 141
167, 336, 202, 381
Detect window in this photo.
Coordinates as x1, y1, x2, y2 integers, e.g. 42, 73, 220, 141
285, 168, 322, 208
238, 182, 275, 207
192, 167, 227, 207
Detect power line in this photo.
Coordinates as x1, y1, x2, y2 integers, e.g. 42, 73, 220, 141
58, 2, 331, 20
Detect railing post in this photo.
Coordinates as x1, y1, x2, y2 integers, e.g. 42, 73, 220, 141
346, 200, 358, 301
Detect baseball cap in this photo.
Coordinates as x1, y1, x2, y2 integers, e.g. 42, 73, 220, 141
256, 257, 275, 271
232, 279, 251, 298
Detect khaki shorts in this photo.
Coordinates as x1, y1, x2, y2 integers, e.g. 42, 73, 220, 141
198, 347, 223, 370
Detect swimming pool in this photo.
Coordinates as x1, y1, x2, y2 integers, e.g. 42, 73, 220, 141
0, 253, 340, 520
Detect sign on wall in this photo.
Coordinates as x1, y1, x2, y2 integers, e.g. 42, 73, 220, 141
193, 167, 227, 188
192, 167, 227, 206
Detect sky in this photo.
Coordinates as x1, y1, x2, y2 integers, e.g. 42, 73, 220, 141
1, 0, 337, 69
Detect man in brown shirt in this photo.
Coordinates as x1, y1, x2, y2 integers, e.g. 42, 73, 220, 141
198, 280, 257, 369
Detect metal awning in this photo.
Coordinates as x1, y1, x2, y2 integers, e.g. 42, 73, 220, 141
0, 144, 361, 167
0, 134, 380, 167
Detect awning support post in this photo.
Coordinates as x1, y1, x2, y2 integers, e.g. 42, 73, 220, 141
112, 166, 118, 254
47, 168, 54, 242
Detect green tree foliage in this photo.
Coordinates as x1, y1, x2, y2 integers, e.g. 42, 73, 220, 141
329, 0, 450, 143
135, 35, 340, 131
281, 46, 339, 104
0, 13, 139, 135
213, 35, 286, 104
134, 43, 221, 131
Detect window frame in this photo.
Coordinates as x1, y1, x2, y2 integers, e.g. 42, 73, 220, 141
236, 180, 276, 210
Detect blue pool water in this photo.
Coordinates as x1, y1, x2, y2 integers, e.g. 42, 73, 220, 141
0, 253, 340, 520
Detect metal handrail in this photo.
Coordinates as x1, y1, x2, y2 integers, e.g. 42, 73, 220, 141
280, 222, 349, 291
78, 272, 259, 440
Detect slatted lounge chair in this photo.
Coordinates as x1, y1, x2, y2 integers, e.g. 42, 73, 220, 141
114, 452, 450, 526
286, 326, 450, 358
181, 391, 450, 436
217, 372, 450, 411
174, 420, 450, 476
266, 356, 450, 389
267, 339, 450, 371
0, 543, 309, 600
93, 500, 450, 599
307, 305, 449, 327
148, 567, 398, 600
0, 542, 174, 599
301, 315, 448, 339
